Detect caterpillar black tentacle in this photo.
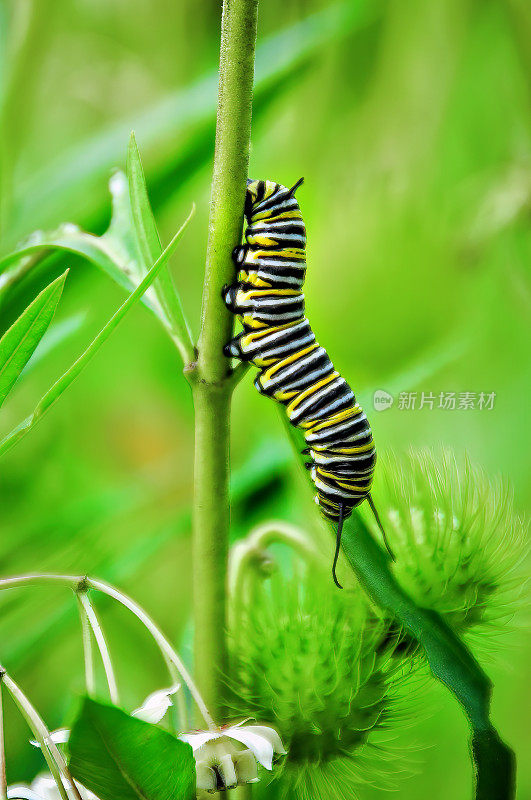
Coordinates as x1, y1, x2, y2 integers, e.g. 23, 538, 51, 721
223, 178, 392, 584
367, 493, 396, 561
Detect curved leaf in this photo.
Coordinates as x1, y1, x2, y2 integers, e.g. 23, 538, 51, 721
0, 173, 159, 316
0, 209, 193, 458
0, 270, 67, 408
127, 132, 193, 362
69, 698, 195, 800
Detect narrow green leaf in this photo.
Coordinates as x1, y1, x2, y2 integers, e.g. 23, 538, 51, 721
127, 132, 193, 363
340, 513, 515, 800
69, 698, 195, 800
126, 132, 162, 268
0, 270, 68, 408
0, 208, 193, 458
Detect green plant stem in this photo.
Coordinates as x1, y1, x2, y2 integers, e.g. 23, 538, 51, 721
1, 668, 82, 800
0, 682, 6, 800
0, 574, 216, 730
190, 384, 232, 720
78, 592, 119, 704
197, 0, 258, 381
189, 0, 258, 722
76, 594, 96, 697
228, 521, 322, 630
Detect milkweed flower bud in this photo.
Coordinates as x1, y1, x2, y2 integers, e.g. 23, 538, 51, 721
229, 570, 413, 799
373, 449, 528, 648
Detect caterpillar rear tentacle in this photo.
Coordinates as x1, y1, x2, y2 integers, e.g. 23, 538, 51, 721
332, 504, 345, 589
223, 178, 387, 587
367, 493, 396, 561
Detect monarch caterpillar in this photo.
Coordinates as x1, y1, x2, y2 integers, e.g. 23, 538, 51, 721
223, 179, 394, 586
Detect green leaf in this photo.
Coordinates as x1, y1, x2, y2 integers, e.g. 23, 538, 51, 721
126, 132, 162, 269
0, 208, 193, 458
69, 698, 195, 800
0, 173, 159, 317
0, 270, 67, 408
126, 132, 193, 362
340, 513, 515, 800
281, 415, 515, 800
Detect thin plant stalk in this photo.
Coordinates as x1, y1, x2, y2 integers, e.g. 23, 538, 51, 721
0, 681, 6, 800
189, 0, 259, 722
77, 592, 119, 704
76, 593, 95, 697
161, 653, 188, 733
84, 577, 216, 729
228, 522, 322, 629
0, 574, 216, 730
0, 669, 82, 800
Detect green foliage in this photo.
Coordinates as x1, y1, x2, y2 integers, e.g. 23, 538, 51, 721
0, 212, 192, 457
69, 698, 196, 800
2, 1, 375, 250
0, 0, 528, 797
0, 173, 161, 322
126, 132, 193, 362
339, 512, 515, 800
282, 415, 517, 798
0, 271, 67, 407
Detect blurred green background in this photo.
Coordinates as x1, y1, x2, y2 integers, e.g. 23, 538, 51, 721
0, 0, 529, 797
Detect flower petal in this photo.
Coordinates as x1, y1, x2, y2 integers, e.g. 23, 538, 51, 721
179, 730, 221, 751
7, 785, 45, 800
217, 754, 237, 790
233, 749, 259, 784
29, 729, 70, 748
31, 775, 64, 800
195, 764, 217, 792
132, 685, 181, 724
224, 725, 286, 770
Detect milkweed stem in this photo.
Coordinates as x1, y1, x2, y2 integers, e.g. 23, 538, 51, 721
76, 593, 95, 698
0, 574, 217, 731
190, 0, 259, 723
77, 592, 119, 705
0, 669, 83, 800
0, 682, 6, 800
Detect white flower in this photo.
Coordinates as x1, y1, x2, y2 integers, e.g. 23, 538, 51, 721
30, 685, 181, 748
23, 685, 285, 796
180, 722, 286, 793
7, 773, 98, 800
131, 684, 181, 724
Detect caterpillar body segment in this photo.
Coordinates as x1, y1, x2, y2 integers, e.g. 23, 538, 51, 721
223, 178, 394, 584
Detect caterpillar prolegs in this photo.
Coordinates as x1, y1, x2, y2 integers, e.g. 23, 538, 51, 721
223, 179, 394, 586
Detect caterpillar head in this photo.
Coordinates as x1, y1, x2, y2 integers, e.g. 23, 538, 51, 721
245, 179, 261, 220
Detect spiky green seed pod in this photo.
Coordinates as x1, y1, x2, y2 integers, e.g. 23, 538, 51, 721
228, 570, 414, 800
370, 449, 528, 649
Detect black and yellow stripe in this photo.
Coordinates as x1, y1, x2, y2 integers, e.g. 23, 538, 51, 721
223, 178, 392, 585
